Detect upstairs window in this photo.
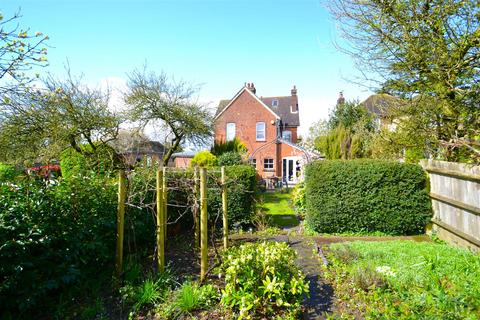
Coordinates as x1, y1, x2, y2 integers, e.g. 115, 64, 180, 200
282, 130, 292, 142
226, 122, 236, 141
272, 99, 279, 107
264, 158, 274, 171
256, 122, 266, 141
251, 158, 257, 168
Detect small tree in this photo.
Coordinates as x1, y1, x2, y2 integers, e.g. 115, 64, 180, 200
0, 71, 121, 165
125, 68, 213, 166
325, 0, 480, 161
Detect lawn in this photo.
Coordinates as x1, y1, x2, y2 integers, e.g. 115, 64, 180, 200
324, 240, 480, 319
260, 190, 299, 228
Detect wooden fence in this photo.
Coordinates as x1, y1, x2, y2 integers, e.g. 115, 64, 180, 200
420, 160, 480, 252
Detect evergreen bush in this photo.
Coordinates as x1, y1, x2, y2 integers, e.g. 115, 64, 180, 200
305, 160, 431, 235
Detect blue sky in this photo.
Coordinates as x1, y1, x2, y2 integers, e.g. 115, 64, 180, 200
2, 0, 373, 137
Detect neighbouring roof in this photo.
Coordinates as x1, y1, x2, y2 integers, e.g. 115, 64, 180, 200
215, 88, 300, 127
361, 94, 404, 117
109, 132, 165, 155
171, 151, 196, 159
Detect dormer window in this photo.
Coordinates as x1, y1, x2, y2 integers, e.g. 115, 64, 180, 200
282, 130, 292, 142
272, 99, 279, 107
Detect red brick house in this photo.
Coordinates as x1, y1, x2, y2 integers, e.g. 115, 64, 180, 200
214, 83, 318, 186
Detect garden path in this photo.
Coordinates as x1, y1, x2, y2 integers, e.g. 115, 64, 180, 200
230, 233, 333, 320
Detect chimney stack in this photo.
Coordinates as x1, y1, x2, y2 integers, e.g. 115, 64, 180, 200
291, 85, 298, 112
337, 91, 345, 105
246, 82, 256, 95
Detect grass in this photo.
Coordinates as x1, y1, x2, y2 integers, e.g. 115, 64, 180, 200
324, 240, 480, 319
260, 190, 299, 228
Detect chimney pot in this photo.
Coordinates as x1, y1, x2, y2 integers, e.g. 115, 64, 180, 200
291, 85, 297, 96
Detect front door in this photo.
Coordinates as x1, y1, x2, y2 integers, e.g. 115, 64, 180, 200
282, 156, 301, 185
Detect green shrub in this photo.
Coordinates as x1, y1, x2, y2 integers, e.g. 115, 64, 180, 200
219, 241, 308, 319
0, 174, 153, 318
60, 144, 118, 178
0, 163, 23, 181
305, 159, 432, 235
191, 150, 218, 168
211, 137, 247, 156
208, 165, 257, 227
291, 181, 306, 218
217, 151, 243, 166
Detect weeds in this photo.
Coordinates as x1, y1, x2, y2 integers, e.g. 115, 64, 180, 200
324, 241, 480, 319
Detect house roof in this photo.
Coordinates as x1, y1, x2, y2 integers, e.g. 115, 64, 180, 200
215, 87, 300, 127
277, 138, 323, 160
261, 96, 299, 127
361, 94, 403, 117
109, 132, 165, 155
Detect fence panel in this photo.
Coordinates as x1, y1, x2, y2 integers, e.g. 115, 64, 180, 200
420, 160, 480, 252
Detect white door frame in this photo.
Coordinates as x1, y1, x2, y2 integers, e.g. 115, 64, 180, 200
282, 156, 301, 185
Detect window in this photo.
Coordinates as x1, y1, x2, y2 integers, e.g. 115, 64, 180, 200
264, 158, 274, 171
251, 158, 257, 168
226, 122, 236, 141
256, 122, 266, 141
282, 130, 292, 142
272, 99, 279, 107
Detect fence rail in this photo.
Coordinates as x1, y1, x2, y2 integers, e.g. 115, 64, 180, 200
420, 160, 480, 252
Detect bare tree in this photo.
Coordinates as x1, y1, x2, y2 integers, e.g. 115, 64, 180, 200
125, 67, 213, 166
0, 70, 121, 164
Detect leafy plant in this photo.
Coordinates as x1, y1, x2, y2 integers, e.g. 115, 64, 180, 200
159, 282, 219, 319
217, 151, 243, 166
191, 151, 218, 168
291, 182, 306, 218
211, 137, 247, 156
219, 241, 309, 319
121, 270, 176, 313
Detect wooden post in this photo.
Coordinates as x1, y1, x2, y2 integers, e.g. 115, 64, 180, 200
162, 167, 167, 244
115, 170, 126, 278
221, 166, 229, 250
200, 167, 208, 281
156, 169, 165, 273
193, 167, 200, 248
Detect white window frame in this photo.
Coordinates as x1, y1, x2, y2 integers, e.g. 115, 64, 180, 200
226, 122, 236, 141
264, 158, 274, 171
256, 122, 266, 141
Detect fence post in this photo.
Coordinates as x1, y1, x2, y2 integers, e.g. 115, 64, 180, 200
193, 167, 200, 248
115, 170, 126, 278
156, 169, 165, 272
200, 167, 208, 281
221, 166, 229, 250
163, 167, 167, 245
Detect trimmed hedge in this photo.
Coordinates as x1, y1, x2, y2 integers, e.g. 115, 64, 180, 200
305, 160, 432, 235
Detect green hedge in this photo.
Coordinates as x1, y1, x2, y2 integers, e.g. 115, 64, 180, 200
305, 160, 432, 235
208, 165, 257, 227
